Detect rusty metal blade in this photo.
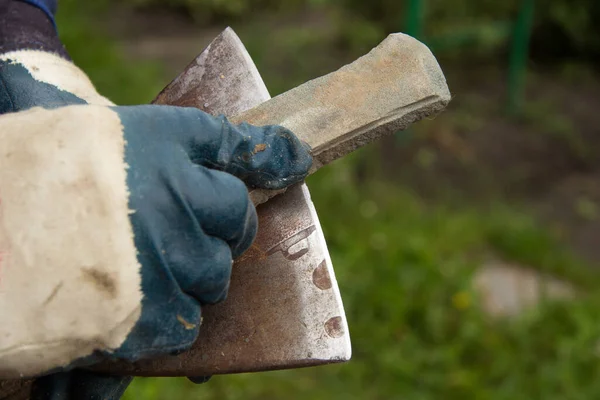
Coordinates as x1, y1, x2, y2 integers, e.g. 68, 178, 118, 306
152, 27, 269, 115
94, 27, 351, 377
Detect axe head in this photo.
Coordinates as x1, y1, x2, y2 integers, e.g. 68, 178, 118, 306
95, 27, 352, 377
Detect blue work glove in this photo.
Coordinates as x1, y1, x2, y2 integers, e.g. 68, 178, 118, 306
0, 2, 312, 398
0, 60, 312, 398
0, 58, 312, 397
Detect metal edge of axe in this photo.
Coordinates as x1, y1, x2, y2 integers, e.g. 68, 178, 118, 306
93, 27, 352, 377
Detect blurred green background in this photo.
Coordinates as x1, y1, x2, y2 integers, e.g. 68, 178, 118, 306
56, 0, 600, 398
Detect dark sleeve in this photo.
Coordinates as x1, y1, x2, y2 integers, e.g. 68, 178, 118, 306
17, 0, 56, 22
0, 0, 69, 59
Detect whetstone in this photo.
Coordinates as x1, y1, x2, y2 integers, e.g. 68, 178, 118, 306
233, 33, 451, 205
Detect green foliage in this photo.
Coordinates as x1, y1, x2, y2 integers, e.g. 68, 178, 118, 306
109, 0, 600, 59
116, 0, 308, 22
336, 0, 600, 58
542, 0, 600, 53
56, 0, 164, 104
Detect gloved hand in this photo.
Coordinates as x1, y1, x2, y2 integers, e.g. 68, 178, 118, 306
0, 59, 312, 390
0, 1, 312, 399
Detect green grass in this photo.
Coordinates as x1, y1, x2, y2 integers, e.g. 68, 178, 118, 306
54, 3, 600, 399
56, 0, 165, 105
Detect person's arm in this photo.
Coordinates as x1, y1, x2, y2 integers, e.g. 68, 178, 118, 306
0, 0, 312, 398
0, 0, 67, 58
0, 0, 113, 112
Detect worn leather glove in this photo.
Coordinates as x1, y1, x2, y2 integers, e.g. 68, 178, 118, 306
0, 1, 312, 399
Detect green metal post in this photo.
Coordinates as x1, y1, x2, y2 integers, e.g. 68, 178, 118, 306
397, 0, 425, 143
507, 0, 535, 114
405, 0, 424, 39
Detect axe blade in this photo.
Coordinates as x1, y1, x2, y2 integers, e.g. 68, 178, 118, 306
152, 27, 270, 116
95, 27, 351, 377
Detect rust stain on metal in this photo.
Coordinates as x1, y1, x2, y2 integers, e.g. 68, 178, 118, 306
235, 242, 268, 264
324, 317, 344, 338
253, 143, 267, 153
177, 315, 197, 330
312, 260, 332, 290
152, 28, 269, 116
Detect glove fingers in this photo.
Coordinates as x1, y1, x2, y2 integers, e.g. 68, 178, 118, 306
188, 120, 313, 191
163, 232, 234, 305
180, 165, 258, 259
116, 105, 312, 190
162, 166, 254, 302
148, 167, 239, 303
